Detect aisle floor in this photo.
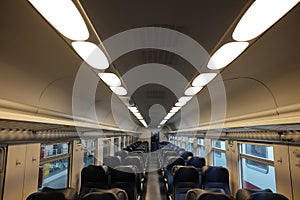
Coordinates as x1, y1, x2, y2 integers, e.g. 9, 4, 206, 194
143, 153, 168, 200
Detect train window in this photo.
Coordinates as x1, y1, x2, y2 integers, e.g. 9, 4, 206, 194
83, 140, 96, 167
239, 143, 276, 191
114, 138, 119, 153
121, 136, 125, 149
103, 139, 111, 158
188, 138, 194, 152
169, 136, 175, 144
0, 148, 5, 172
212, 140, 227, 168
181, 137, 187, 149
241, 144, 274, 161
40, 143, 69, 158
197, 138, 206, 157
0, 147, 6, 198
39, 143, 70, 190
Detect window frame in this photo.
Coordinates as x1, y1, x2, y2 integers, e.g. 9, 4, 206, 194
188, 137, 194, 153
82, 139, 96, 167
197, 138, 206, 157
238, 142, 276, 190
39, 142, 71, 189
211, 140, 227, 167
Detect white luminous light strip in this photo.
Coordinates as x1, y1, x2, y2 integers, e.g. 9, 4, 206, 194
233, 0, 299, 41
128, 106, 139, 113
160, 119, 167, 125
72, 42, 109, 69
110, 87, 127, 96
98, 73, 121, 87
184, 86, 203, 96
192, 73, 217, 87
178, 96, 193, 104
175, 102, 184, 107
136, 115, 143, 120
134, 113, 142, 118
140, 119, 148, 127
29, 0, 89, 40
128, 107, 147, 127
170, 107, 181, 113
207, 42, 249, 70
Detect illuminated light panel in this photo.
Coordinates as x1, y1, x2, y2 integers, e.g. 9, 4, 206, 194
164, 115, 172, 120
136, 115, 143, 120
110, 86, 127, 96
128, 106, 138, 113
29, 0, 89, 40
134, 113, 142, 118
98, 73, 121, 87
165, 113, 175, 120
175, 102, 184, 107
139, 120, 148, 127
178, 96, 193, 104
192, 73, 217, 87
170, 107, 181, 113
160, 119, 167, 125
184, 86, 203, 96
207, 42, 249, 70
72, 42, 109, 69
166, 113, 175, 117
233, 0, 299, 41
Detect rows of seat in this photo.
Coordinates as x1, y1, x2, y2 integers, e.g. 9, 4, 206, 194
81, 141, 149, 200
159, 141, 289, 200
79, 142, 149, 200
27, 141, 148, 200
186, 188, 289, 200
26, 140, 289, 200
26, 187, 127, 200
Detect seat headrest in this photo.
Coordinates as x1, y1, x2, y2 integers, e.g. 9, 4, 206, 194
166, 157, 185, 169
89, 188, 128, 200
186, 189, 233, 200
115, 151, 129, 158
173, 166, 199, 182
248, 192, 288, 200
81, 165, 108, 183
26, 192, 65, 200
203, 166, 229, 182
187, 157, 206, 168
103, 156, 121, 168
180, 151, 194, 160
236, 188, 273, 200
41, 187, 78, 200
82, 191, 118, 200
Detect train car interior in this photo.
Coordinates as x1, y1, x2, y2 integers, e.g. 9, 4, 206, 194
0, 0, 300, 200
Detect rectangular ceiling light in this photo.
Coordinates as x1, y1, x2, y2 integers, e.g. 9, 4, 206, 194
72, 42, 109, 69
207, 42, 249, 70
110, 86, 127, 96
178, 96, 193, 104
29, 0, 89, 40
170, 107, 181, 113
139, 120, 148, 127
233, 0, 299, 41
136, 115, 143, 120
98, 73, 121, 87
160, 119, 167, 125
184, 86, 203, 96
175, 102, 184, 107
192, 73, 217, 87
128, 106, 139, 113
